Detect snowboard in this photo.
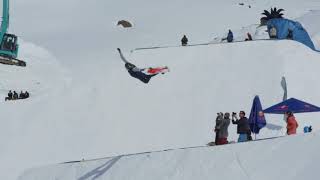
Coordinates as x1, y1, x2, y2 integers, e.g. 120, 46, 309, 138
207, 141, 236, 146
145, 66, 169, 75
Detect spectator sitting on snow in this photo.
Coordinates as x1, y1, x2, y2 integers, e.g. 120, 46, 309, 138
5, 90, 13, 101
245, 32, 253, 41
232, 111, 250, 142
13, 91, 18, 100
286, 111, 298, 135
20, 91, 30, 99
19, 91, 24, 99
304, 126, 312, 133
24, 91, 30, 99
181, 35, 188, 46
117, 48, 159, 84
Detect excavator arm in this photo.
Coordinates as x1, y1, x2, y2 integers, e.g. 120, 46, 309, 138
0, 0, 25, 67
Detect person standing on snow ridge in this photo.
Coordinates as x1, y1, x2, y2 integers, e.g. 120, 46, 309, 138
232, 111, 250, 142
117, 48, 159, 84
227, 29, 234, 42
286, 111, 298, 135
214, 112, 223, 145
215, 112, 231, 145
181, 35, 188, 46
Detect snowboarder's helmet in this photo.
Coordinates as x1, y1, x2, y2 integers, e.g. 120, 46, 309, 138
125, 63, 135, 70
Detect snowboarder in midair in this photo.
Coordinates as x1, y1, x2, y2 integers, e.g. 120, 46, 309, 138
117, 48, 168, 84
181, 35, 188, 46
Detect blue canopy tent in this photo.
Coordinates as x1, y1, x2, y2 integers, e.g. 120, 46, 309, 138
267, 18, 316, 50
248, 96, 266, 136
264, 98, 320, 114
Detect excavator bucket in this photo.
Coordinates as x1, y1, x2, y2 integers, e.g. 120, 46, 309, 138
0, 55, 26, 67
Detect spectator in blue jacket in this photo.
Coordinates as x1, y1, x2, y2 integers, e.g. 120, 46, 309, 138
227, 29, 234, 42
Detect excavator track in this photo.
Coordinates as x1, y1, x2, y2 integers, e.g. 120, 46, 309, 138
0, 55, 26, 67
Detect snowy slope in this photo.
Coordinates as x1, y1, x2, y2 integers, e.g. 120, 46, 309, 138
15, 39, 320, 180
2, 0, 320, 179
19, 132, 320, 180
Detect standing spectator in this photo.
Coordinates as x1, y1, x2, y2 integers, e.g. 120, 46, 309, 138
286, 111, 298, 135
232, 111, 250, 142
215, 112, 231, 145
214, 112, 223, 145
227, 30, 234, 42
181, 35, 188, 46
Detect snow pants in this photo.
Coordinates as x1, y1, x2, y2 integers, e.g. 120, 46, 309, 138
216, 138, 228, 145
238, 133, 248, 142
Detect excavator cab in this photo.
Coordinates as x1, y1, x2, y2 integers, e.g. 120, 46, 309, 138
0, 33, 18, 53
0, 33, 24, 66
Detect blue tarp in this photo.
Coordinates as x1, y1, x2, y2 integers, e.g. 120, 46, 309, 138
248, 96, 266, 134
264, 98, 320, 114
267, 18, 316, 50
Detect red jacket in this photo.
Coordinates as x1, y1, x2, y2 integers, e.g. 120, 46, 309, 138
287, 116, 298, 135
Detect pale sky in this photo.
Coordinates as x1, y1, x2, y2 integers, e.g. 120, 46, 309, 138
9, 0, 120, 61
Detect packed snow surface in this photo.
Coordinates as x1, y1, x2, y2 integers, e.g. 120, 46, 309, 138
2, 0, 320, 179
19, 132, 320, 180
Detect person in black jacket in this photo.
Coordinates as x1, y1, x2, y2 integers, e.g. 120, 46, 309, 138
24, 91, 30, 98
117, 48, 159, 84
19, 91, 24, 99
5, 90, 13, 101
181, 35, 188, 46
287, 29, 293, 40
13, 91, 18, 100
227, 30, 234, 42
232, 111, 250, 142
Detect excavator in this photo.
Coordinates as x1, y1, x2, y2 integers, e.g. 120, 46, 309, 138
0, 0, 25, 67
